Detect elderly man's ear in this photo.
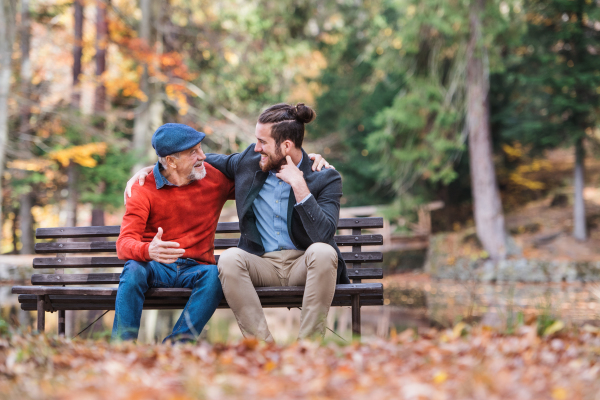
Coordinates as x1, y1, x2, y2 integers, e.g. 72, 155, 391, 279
166, 156, 177, 169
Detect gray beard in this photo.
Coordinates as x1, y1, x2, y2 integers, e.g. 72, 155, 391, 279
187, 165, 206, 182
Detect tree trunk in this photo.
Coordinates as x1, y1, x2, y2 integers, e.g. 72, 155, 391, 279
87, 206, 106, 336
133, 0, 152, 171
466, 0, 507, 260
90, 207, 105, 240
19, 0, 31, 144
91, 208, 105, 226
11, 210, 18, 254
19, 192, 34, 254
94, 0, 108, 114
65, 160, 80, 335
0, 0, 18, 247
66, 162, 78, 227
72, 0, 84, 109
573, 137, 587, 241
18, 0, 35, 255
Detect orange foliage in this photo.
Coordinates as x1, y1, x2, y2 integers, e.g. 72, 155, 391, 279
2, 327, 600, 399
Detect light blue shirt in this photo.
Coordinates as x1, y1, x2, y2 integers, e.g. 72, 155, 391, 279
252, 156, 312, 252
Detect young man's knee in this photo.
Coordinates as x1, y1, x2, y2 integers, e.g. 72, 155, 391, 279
306, 243, 338, 267
218, 247, 250, 276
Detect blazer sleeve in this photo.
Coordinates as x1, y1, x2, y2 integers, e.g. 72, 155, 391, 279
293, 170, 343, 243
205, 152, 243, 180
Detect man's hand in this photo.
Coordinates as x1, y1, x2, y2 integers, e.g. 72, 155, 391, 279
308, 153, 335, 172
148, 227, 185, 264
276, 156, 311, 202
124, 165, 154, 205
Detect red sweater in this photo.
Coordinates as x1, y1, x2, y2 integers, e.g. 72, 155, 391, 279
116, 163, 235, 264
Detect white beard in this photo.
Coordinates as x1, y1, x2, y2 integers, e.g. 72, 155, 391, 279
187, 164, 206, 182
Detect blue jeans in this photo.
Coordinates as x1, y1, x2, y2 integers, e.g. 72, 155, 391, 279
111, 258, 223, 343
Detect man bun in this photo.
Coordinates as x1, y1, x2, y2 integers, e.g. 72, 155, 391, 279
293, 103, 316, 124
258, 102, 317, 148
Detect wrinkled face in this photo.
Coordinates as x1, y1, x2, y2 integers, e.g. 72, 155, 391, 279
170, 142, 206, 181
254, 123, 286, 172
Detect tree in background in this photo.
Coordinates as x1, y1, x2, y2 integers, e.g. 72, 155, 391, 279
499, 0, 600, 241
0, 0, 18, 248
316, 0, 516, 259
465, 0, 507, 259
17, 0, 35, 254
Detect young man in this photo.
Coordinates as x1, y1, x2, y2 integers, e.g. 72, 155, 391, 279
204, 103, 349, 342
114, 123, 233, 342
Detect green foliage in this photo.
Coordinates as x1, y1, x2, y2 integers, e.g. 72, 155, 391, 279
498, 0, 600, 150
78, 146, 137, 211
313, 0, 519, 213
0, 316, 9, 338
312, 3, 401, 206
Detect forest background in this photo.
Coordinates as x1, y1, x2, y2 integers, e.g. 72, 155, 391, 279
0, 0, 599, 262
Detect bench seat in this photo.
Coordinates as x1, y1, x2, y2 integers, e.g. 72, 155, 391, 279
15, 284, 383, 310
13, 217, 385, 337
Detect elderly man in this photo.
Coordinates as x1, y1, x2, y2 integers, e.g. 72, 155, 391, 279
113, 123, 234, 342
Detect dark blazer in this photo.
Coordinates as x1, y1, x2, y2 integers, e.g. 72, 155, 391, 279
206, 145, 350, 284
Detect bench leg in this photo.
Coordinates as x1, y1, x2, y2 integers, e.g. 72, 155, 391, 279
36, 295, 45, 332
58, 310, 65, 337
351, 294, 361, 338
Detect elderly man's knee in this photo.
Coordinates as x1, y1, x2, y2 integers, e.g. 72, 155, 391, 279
306, 243, 338, 268
218, 247, 250, 277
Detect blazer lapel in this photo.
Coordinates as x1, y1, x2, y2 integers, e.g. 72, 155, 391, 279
241, 170, 268, 217
287, 187, 295, 233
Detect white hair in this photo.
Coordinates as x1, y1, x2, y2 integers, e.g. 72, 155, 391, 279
158, 152, 181, 169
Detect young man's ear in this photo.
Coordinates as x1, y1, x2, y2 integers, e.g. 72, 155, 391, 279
282, 139, 294, 155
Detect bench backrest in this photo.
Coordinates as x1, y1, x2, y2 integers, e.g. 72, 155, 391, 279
32, 218, 384, 286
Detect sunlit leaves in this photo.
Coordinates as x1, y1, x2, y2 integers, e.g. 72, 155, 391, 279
48, 142, 108, 168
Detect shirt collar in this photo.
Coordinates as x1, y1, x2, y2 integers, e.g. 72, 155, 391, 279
154, 162, 176, 189
269, 154, 303, 176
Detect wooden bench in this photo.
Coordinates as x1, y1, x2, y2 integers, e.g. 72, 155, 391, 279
11, 217, 384, 338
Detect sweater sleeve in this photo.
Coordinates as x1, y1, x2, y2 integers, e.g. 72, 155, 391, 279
116, 184, 152, 262
226, 177, 235, 200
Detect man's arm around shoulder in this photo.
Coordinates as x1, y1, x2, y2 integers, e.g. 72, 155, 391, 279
205, 144, 256, 180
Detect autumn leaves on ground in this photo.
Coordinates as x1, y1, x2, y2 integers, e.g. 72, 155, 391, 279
2, 326, 600, 400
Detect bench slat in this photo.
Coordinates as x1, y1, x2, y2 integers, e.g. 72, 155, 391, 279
19, 293, 382, 305
18, 298, 383, 311
32, 252, 383, 269
12, 283, 383, 297
31, 268, 383, 285
33, 256, 126, 268
35, 218, 384, 239
34, 235, 383, 254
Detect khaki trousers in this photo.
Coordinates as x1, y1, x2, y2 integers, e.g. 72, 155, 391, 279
218, 243, 338, 342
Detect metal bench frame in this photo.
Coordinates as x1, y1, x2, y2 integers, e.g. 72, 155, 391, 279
12, 217, 384, 337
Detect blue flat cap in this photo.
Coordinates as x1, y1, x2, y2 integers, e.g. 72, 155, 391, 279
151, 123, 206, 157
